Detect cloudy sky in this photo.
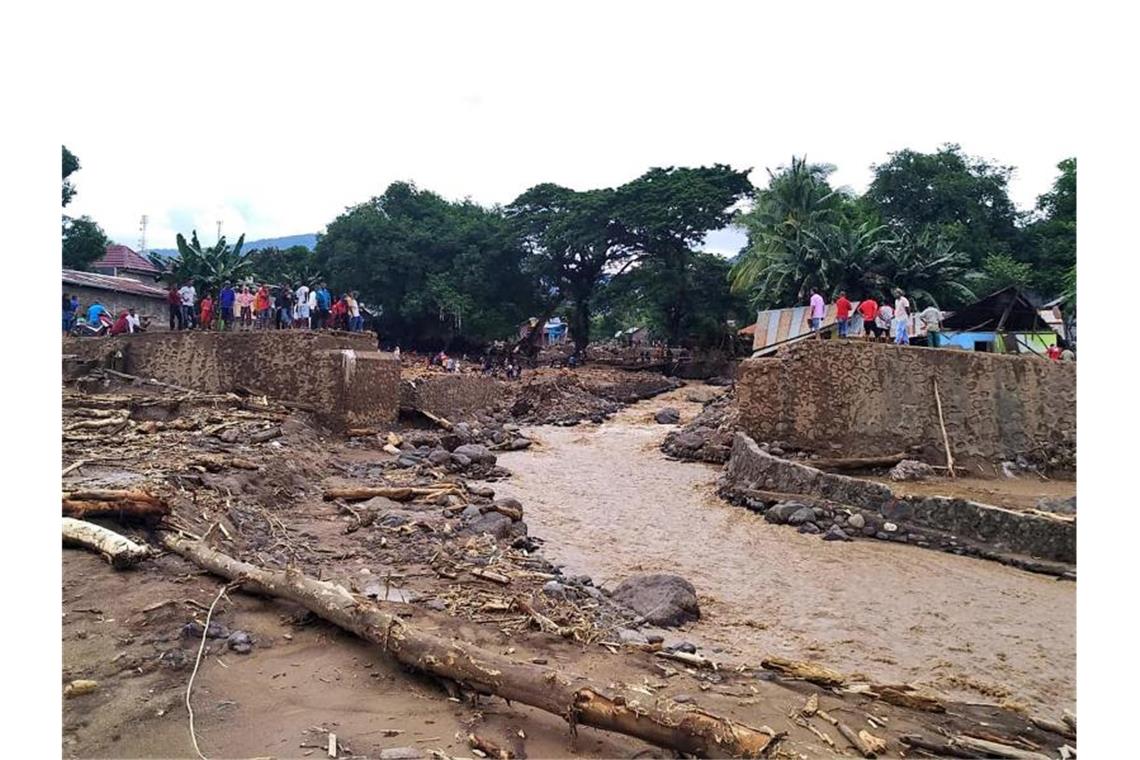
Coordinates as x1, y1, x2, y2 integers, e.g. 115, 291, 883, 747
60, 3, 1077, 257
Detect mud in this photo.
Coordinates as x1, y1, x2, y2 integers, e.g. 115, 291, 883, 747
494, 384, 1076, 716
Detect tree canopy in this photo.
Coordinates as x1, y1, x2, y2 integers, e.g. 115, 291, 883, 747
62, 145, 110, 271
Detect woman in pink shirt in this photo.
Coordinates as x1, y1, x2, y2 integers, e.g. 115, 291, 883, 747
237, 285, 255, 331
809, 288, 826, 339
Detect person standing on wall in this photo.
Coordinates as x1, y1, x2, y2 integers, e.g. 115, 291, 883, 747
199, 291, 214, 331
315, 282, 332, 329
274, 284, 291, 330
876, 299, 893, 343
294, 281, 311, 329
179, 280, 196, 329
237, 285, 254, 331
893, 288, 911, 345
809, 288, 826, 339
835, 290, 852, 339
918, 302, 942, 348
254, 283, 270, 329
166, 284, 182, 330
346, 291, 362, 332
857, 295, 878, 340
218, 281, 236, 331
63, 293, 77, 334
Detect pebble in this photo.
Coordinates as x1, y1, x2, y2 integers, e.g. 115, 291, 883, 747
883, 522, 898, 533
847, 513, 866, 530
227, 630, 254, 654
666, 641, 697, 654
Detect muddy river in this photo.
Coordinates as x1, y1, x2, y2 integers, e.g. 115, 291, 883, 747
495, 385, 1075, 716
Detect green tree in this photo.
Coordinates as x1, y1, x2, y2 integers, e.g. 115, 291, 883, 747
1023, 158, 1076, 296
317, 182, 538, 347
730, 157, 849, 307
62, 146, 110, 270
864, 144, 1021, 268
867, 226, 979, 308
149, 230, 252, 292
611, 165, 753, 344
506, 184, 629, 353
976, 252, 1034, 294
62, 216, 110, 270
247, 245, 321, 286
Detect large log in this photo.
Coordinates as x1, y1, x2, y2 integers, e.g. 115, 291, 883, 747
161, 534, 780, 758
62, 490, 169, 521
63, 517, 151, 569
323, 485, 462, 503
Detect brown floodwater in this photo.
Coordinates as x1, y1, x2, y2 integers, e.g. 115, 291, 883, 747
495, 385, 1075, 715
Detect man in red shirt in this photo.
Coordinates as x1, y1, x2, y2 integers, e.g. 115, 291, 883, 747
836, 291, 852, 338
166, 285, 182, 330
108, 310, 131, 336
858, 296, 878, 340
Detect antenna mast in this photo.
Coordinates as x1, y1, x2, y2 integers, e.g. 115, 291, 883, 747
216, 219, 223, 243
138, 214, 148, 255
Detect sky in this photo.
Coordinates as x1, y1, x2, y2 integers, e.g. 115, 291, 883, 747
59, 2, 1079, 258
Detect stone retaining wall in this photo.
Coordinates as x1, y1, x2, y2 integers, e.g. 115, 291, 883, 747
721, 433, 1075, 566
62, 331, 399, 428
737, 341, 1075, 469
401, 374, 506, 420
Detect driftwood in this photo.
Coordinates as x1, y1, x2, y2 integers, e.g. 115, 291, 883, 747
161, 535, 780, 758
468, 733, 513, 759
249, 427, 282, 443
871, 684, 945, 713
323, 485, 462, 503
62, 490, 169, 521
807, 453, 908, 472
952, 735, 1051, 760
900, 734, 978, 758
420, 409, 454, 431
62, 517, 151, 568
188, 454, 260, 472
760, 657, 845, 688
1028, 714, 1075, 740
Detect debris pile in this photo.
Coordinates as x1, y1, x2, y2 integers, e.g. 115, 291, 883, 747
661, 390, 739, 462
505, 369, 680, 426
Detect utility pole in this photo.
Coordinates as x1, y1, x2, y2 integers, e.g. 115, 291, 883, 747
138, 214, 148, 255
216, 219, 223, 243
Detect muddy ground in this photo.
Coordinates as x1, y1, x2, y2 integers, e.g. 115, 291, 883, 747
61, 368, 1076, 759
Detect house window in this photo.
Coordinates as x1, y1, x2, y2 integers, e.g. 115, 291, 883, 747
974, 340, 992, 352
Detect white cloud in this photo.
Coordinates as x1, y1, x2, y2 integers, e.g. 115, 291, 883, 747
59, 2, 1076, 250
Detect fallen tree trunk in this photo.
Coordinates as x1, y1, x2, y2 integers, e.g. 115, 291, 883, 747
760, 657, 846, 688
323, 485, 462, 503
806, 453, 909, 472
63, 517, 151, 568
161, 534, 780, 758
62, 490, 169, 521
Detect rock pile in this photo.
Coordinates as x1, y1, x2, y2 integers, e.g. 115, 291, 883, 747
661, 390, 738, 463
889, 459, 935, 481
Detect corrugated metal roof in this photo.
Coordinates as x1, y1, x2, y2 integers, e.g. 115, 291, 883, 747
62, 269, 166, 298
750, 303, 923, 356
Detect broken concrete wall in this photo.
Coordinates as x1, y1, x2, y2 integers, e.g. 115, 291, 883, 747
721, 433, 1075, 565
62, 332, 399, 428
737, 341, 1075, 467
401, 374, 506, 420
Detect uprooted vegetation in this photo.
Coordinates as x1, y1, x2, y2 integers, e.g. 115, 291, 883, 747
61, 367, 1076, 759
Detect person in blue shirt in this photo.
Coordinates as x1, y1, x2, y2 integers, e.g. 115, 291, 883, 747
86, 301, 107, 326
315, 282, 332, 330
63, 293, 78, 333
218, 282, 236, 331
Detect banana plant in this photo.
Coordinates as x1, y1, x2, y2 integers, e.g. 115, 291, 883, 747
150, 230, 252, 291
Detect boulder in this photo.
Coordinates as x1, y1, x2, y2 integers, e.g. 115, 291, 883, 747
672, 431, 706, 451
654, 408, 681, 425
787, 507, 817, 526
822, 525, 851, 542
466, 482, 495, 498
450, 453, 471, 467
427, 448, 452, 466
493, 497, 524, 519
1036, 495, 1076, 515
611, 574, 700, 627
846, 512, 866, 530
889, 459, 936, 482
797, 522, 821, 534
466, 512, 515, 539
506, 437, 533, 450
765, 501, 809, 524
452, 443, 496, 466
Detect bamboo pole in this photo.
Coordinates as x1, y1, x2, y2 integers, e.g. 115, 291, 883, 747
932, 378, 956, 479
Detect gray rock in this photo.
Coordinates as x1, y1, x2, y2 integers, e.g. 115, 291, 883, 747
654, 408, 681, 424
427, 448, 452, 466
396, 456, 420, 469
618, 628, 649, 645
582, 586, 604, 601
453, 443, 496, 465
424, 599, 447, 611
847, 513, 866, 530
542, 580, 567, 597
672, 431, 705, 451
883, 521, 898, 533
787, 507, 817, 526
226, 630, 254, 654
862, 524, 878, 537
672, 693, 695, 704
466, 512, 514, 539
768, 447, 785, 457
646, 633, 665, 645
450, 453, 471, 467
506, 437, 533, 450
493, 497, 523, 519
380, 748, 425, 760
1036, 495, 1076, 515
612, 574, 700, 627
182, 621, 229, 640
666, 640, 697, 654
822, 525, 850, 542
889, 459, 936, 482
797, 522, 821, 534
766, 501, 808, 524
466, 482, 495, 498
461, 504, 482, 520
812, 507, 831, 520
874, 531, 890, 541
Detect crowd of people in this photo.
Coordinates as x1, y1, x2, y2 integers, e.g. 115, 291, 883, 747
807, 288, 1074, 360
63, 293, 148, 336
165, 281, 366, 332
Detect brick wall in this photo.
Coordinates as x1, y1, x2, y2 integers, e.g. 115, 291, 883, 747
68, 287, 169, 331
401, 374, 506, 420
737, 341, 1075, 467
62, 331, 399, 427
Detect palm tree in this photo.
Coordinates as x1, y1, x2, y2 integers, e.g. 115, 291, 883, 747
729, 157, 845, 307
150, 230, 253, 290
868, 227, 979, 308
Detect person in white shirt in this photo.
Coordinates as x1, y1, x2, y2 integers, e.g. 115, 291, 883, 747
307, 289, 318, 329
178, 282, 196, 329
875, 302, 893, 344
892, 289, 910, 345
918, 304, 942, 347
126, 308, 141, 333
295, 283, 311, 329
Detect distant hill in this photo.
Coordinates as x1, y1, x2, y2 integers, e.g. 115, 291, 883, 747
149, 233, 318, 259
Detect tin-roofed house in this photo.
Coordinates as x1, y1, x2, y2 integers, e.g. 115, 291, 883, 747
937, 287, 1061, 354
89, 244, 162, 283
63, 269, 169, 330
